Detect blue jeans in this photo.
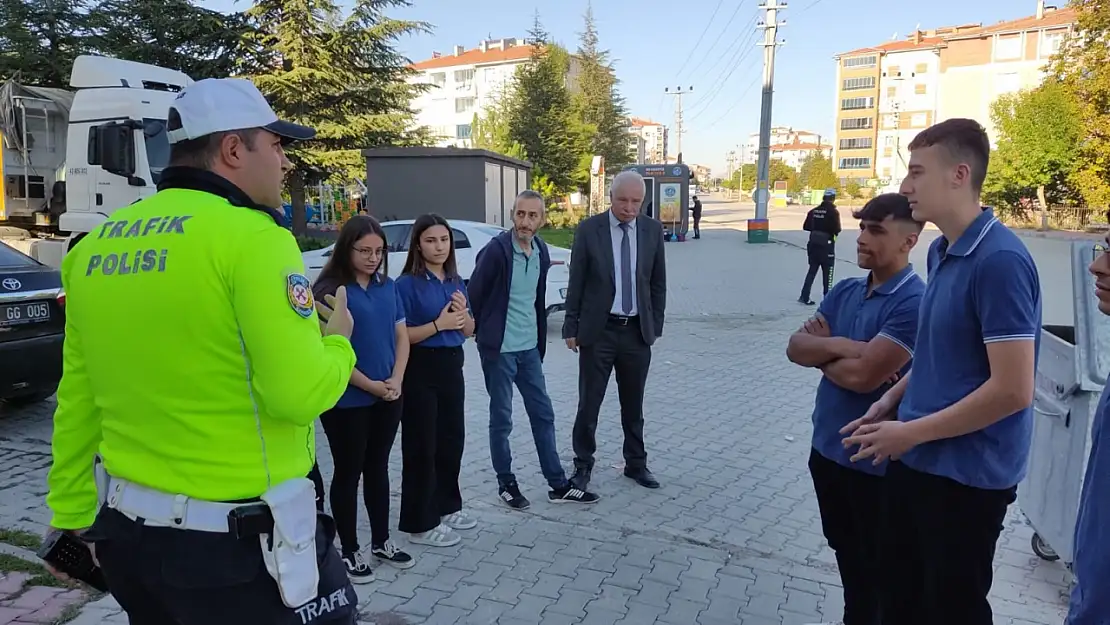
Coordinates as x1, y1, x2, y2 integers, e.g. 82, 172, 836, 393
480, 348, 568, 490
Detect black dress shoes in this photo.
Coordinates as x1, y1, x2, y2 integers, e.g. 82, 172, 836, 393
624, 467, 660, 489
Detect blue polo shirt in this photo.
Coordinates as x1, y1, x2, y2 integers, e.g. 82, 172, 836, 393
335, 275, 405, 409
898, 209, 1042, 490
1069, 385, 1110, 624
396, 271, 469, 348
813, 264, 924, 475
501, 239, 540, 353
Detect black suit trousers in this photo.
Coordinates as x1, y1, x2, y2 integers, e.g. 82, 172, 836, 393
572, 317, 651, 471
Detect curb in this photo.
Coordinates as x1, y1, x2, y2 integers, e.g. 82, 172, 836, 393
769, 237, 860, 267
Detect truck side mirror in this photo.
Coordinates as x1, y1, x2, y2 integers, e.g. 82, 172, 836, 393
95, 123, 137, 179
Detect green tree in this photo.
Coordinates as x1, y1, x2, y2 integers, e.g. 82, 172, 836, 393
843, 180, 862, 199
985, 79, 1082, 227
768, 158, 797, 192
471, 103, 525, 161
1052, 0, 1110, 209
246, 0, 430, 234
571, 2, 632, 177
0, 0, 91, 87
505, 14, 585, 195
798, 151, 838, 191
88, 0, 254, 79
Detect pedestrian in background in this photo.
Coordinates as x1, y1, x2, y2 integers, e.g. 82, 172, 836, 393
469, 190, 600, 509
563, 169, 668, 491
45, 78, 360, 624
1067, 233, 1110, 625
396, 214, 476, 548
787, 193, 925, 625
312, 215, 413, 583
843, 119, 1041, 625
799, 189, 841, 305
690, 194, 703, 239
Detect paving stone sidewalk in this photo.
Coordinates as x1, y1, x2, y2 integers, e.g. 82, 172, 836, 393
1, 201, 1073, 624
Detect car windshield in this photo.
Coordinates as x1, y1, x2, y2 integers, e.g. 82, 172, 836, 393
0, 242, 37, 268
143, 118, 171, 185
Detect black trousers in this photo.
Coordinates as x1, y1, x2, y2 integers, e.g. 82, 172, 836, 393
399, 345, 465, 534
320, 399, 403, 553
880, 461, 1016, 625
572, 317, 651, 472
692, 210, 702, 237
801, 243, 834, 301
88, 507, 357, 625
808, 449, 883, 625
309, 462, 325, 512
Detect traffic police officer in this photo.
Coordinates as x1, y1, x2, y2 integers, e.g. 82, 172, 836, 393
799, 188, 842, 305
45, 78, 360, 624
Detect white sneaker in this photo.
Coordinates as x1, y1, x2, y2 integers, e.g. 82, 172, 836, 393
408, 523, 461, 547
442, 510, 477, 530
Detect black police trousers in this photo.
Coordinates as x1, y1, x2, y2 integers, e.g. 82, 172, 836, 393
87, 506, 358, 625
801, 243, 835, 301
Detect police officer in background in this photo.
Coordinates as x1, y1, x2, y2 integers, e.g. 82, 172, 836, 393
45, 78, 361, 625
799, 188, 842, 305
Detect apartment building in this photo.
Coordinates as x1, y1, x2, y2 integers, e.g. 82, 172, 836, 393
832, 1, 1075, 184
408, 38, 581, 148
936, 2, 1075, 146
743, 127, 825, 164
628, 117, 668, 164
875, 35, 945, 186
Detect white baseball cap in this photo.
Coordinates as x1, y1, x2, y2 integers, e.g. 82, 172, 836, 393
166, 78, 315, 145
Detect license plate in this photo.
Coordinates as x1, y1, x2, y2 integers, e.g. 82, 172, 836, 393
0, 301, 51, 327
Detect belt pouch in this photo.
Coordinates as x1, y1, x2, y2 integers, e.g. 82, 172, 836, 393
259, 477, 320, 608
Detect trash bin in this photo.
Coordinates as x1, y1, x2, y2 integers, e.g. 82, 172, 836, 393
1019, 240, 1110, 569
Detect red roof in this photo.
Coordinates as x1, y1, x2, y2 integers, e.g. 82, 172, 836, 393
836, 7, 1076, 58
629, 117, 662, 127
411, 44, 534, 70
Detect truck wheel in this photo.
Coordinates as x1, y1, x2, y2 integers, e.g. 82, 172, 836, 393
3, 389, 56, 407
1031, 532, 1060, 562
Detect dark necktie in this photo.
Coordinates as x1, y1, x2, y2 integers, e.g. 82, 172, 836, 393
619, 222, 633, 315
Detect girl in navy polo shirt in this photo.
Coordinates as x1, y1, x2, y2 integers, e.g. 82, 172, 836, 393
396, 213, 476, 548
312, 215, 413, 583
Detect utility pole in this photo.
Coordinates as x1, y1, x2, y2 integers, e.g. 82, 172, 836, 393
750, 0, 786, 243
665, 86, 693, 162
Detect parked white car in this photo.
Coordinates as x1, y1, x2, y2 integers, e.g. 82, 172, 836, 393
301, 219, 571, 316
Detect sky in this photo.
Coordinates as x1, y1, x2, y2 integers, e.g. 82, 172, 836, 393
201, 0, 1032, 175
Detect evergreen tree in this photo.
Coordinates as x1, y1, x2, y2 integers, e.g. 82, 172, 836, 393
0, 0, 91, 87
506, 13, 585, 195
246, 0, 431, 234
87, 0, 254, 80
573, 2, 632, 174
798, 151, 837, 191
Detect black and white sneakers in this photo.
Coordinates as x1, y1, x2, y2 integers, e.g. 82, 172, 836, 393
549, 484, 600, 504
371, 540, 415, 569
498, 482, 531, 510
341, 551, 375, 584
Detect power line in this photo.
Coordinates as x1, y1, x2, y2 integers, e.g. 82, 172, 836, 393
685, 15, 763, 120
682, 0, 750, 80
703, 74, 760, 129
673, 0, 726, 79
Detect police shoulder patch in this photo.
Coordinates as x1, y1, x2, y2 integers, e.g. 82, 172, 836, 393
286, 273, 315, 318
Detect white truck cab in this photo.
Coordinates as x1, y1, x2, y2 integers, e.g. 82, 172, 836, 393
0, 56, 193, 266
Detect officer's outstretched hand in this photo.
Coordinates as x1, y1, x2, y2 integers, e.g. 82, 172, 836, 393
318, 286, 354, 339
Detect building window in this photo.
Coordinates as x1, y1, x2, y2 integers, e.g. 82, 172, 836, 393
454, 69, 475, 90
882, 168, 892, 178
842, 76, 875, 91
455, 97, 475, 113
840, 137, 873, 150
995, 72, 1021, 95
914, 83, 927, 95
839, 157, 871, 170
915, 63, 929, 74
429, 72, 446, 88
884, 135, 895, 146
995, 35, 1022, 60
1042, 30, 1066, 57
886, 66, 902, 78
842, 55, 877, 68
883, 147, 893, 157
456, 124, 472, 139
840, 117, 873, 130
483, 67, 497, 82
886, 86, 897, 98
911, 113, 927, 127
841, 96, 874, 111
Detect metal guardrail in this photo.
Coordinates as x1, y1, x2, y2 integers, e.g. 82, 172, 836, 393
999, 207, 1109, 233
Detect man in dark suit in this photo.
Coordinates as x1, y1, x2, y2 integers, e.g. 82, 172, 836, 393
563, 170, 668, 490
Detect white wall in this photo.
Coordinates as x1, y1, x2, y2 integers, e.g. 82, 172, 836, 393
875, 48, 941, 183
